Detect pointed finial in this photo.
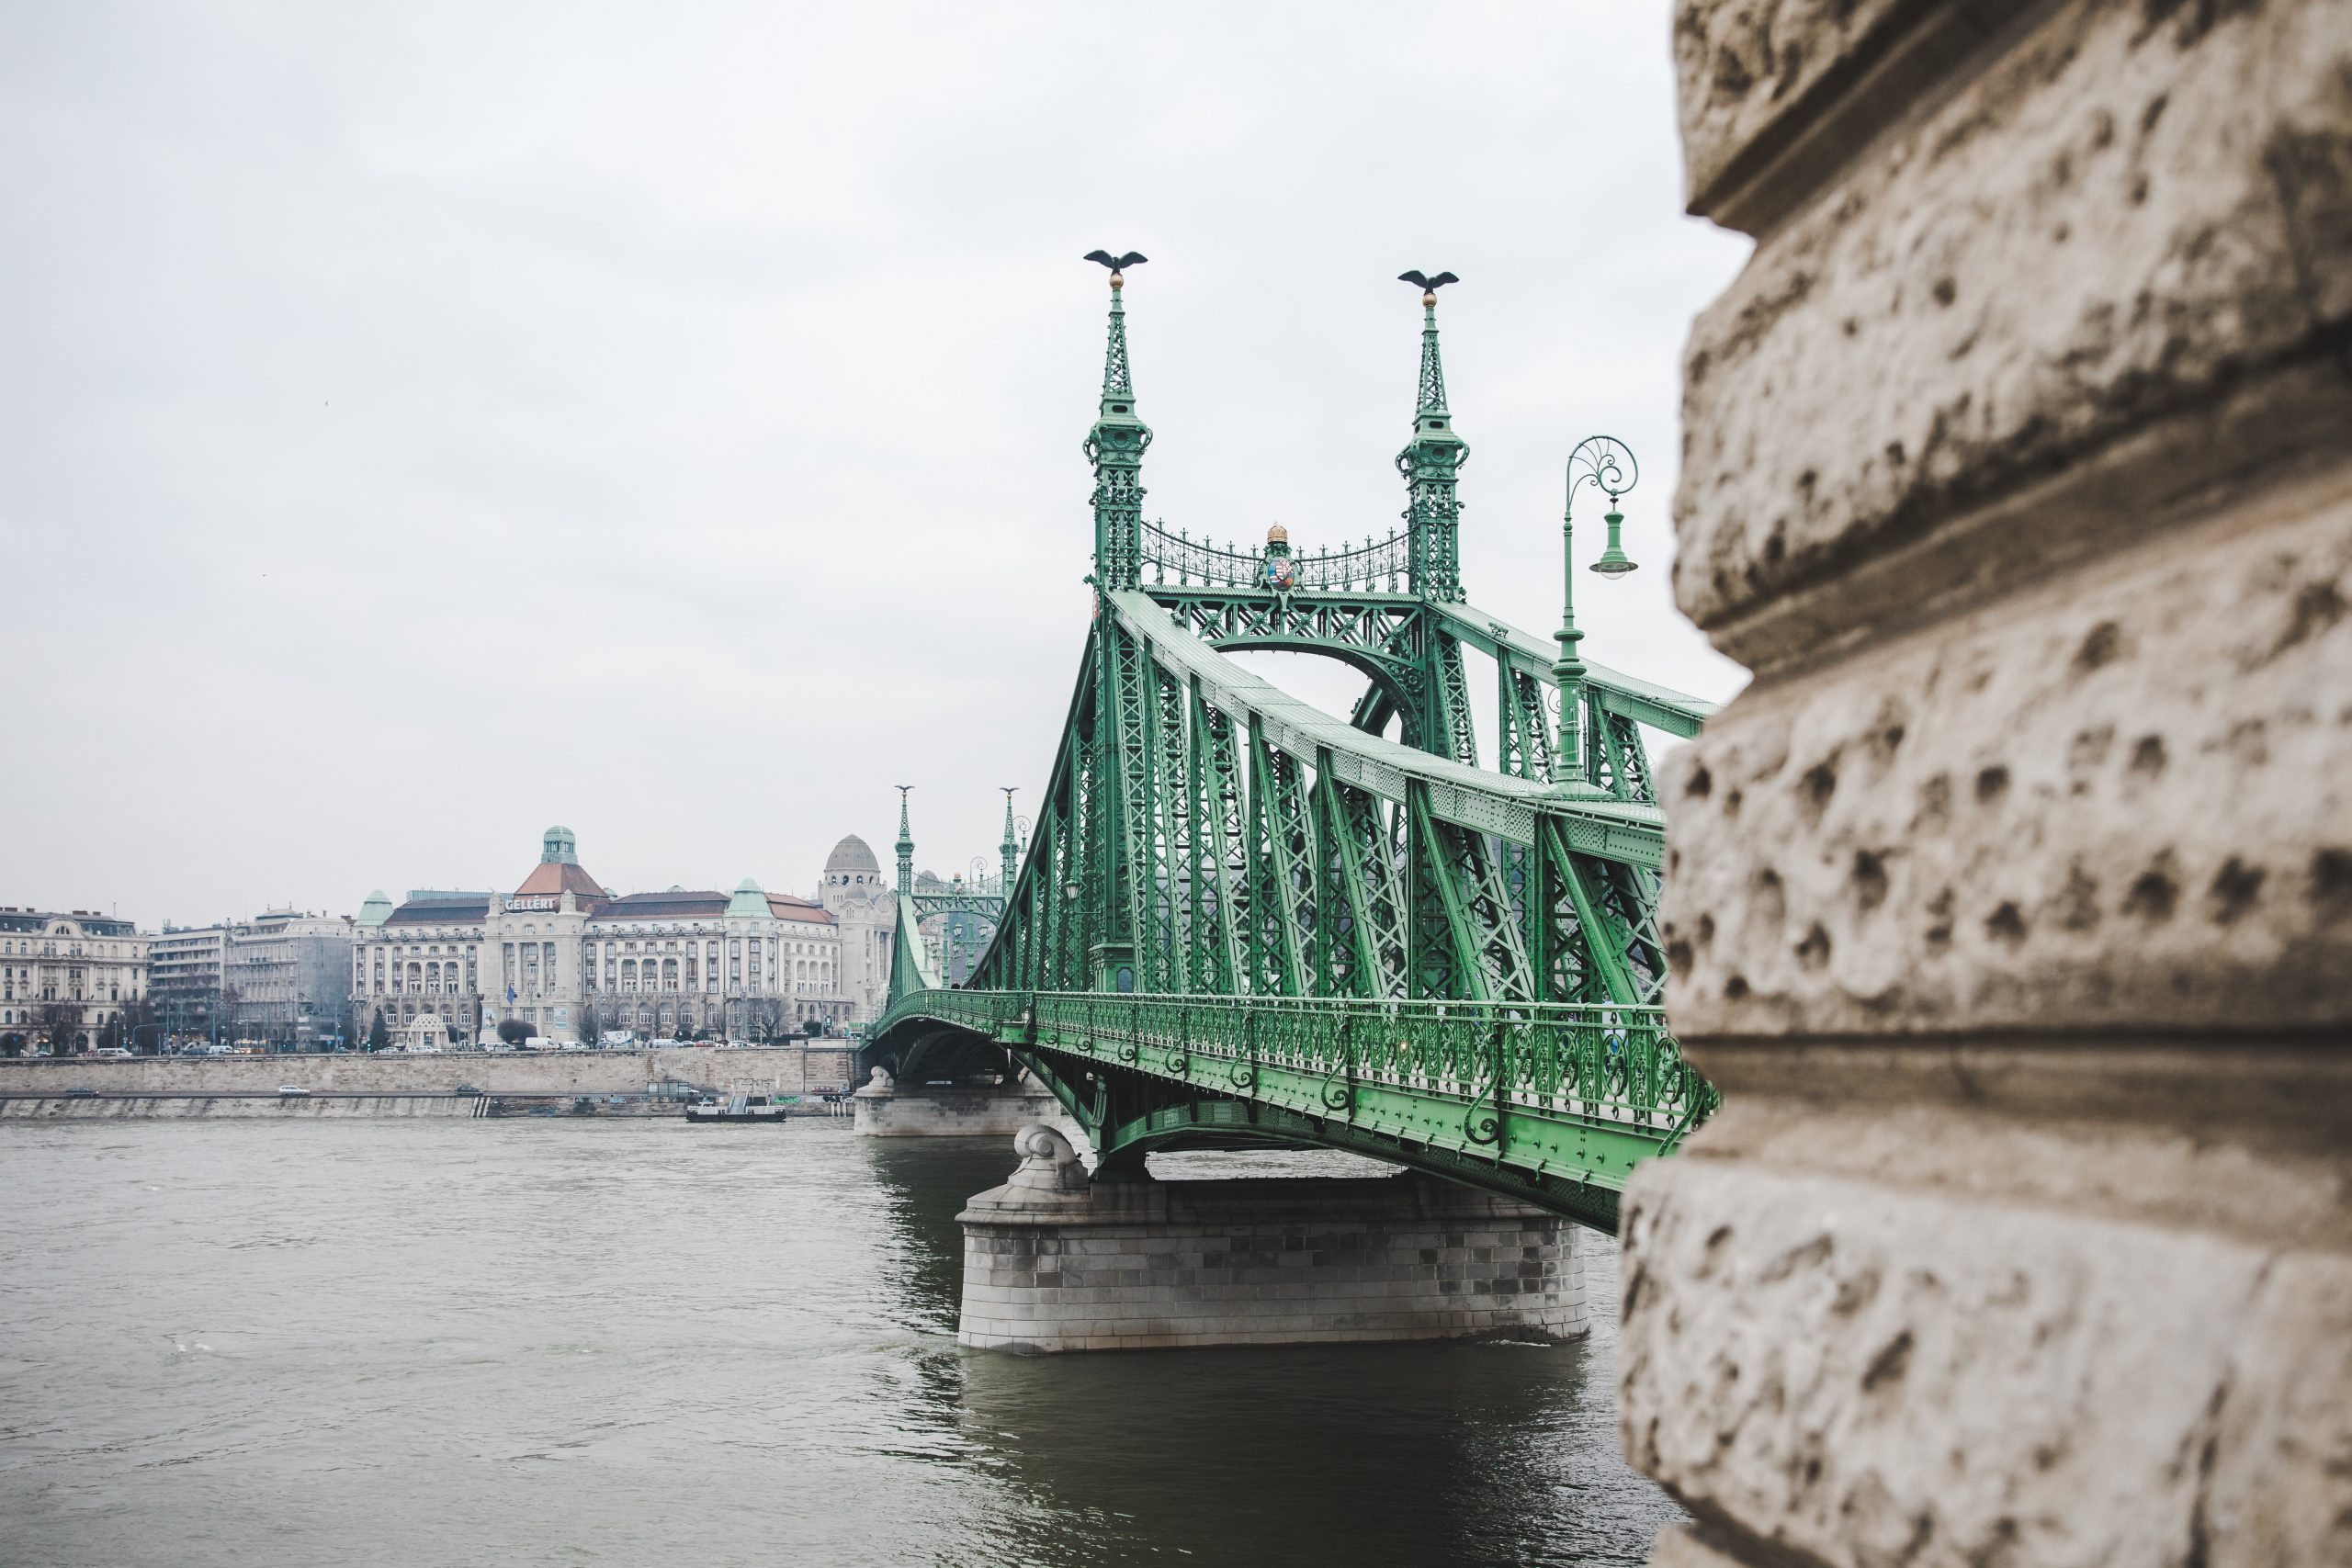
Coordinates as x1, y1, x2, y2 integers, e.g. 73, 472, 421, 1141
1000, 787, 1020, 893
1398, 271, 1459, 421
895, 785, 914, 898
1086, 251, 1146, 411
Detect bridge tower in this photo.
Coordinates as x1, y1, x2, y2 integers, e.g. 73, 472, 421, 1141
999, 788, 1019, 896
1398, 279, 1466, 605
1084, 260, 1151, 592
892, 785, 912, 899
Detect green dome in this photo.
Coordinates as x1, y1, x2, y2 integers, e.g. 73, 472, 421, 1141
726, 878, 769, 919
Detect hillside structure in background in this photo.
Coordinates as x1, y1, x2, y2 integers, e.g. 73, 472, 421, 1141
1617, 2, 2352, 1564
349, 826, 850, 1045
0, 906, 146, 1053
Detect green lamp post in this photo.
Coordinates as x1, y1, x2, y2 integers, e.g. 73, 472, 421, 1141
1551, 435, 1640, 786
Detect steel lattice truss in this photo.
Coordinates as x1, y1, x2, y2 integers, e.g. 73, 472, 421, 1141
867, 274, 1721, 1231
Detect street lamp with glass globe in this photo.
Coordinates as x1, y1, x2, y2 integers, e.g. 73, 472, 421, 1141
1551, 435, 1640, 786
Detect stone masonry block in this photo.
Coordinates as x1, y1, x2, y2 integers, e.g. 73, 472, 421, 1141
1673, 0, 2352, 667
1675, 0, 2041, 231
1618, 1156, 2320, 1568
2203, 1248, 2352, 1568
1645, 1523, 1754, 1568
1660, 472, 2352, 1037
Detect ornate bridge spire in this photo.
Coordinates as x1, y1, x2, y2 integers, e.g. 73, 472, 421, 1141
1000, 787, 1019, 894
1415, 300, 1449, 421
1082, 252, 1153, 591
1395, 271, 1467, 603
894, 784, 914, 899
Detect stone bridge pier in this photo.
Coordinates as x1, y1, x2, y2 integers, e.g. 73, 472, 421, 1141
1623, 3, 2352, 1566
850, 1066, 1073, 1140
952, 1126, 1588, 1352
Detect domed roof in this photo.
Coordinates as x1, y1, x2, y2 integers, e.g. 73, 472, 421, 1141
826, 835, 880, 874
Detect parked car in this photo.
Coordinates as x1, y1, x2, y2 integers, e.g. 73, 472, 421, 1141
62, 1086, 97, 1098
277, 1085, 311, 1097
92, 1046, 133, 1059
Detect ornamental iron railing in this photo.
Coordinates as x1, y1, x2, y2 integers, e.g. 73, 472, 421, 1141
1140, 520, 1413, 594
877, 987, 1712, 1136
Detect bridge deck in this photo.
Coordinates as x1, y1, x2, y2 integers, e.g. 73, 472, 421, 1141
876, 988, 1713, 1232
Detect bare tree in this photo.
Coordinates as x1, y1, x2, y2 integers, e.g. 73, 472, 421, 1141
38, 1001, 82, 1055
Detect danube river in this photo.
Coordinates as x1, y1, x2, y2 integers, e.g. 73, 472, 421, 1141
0, 1121, 1679, 1566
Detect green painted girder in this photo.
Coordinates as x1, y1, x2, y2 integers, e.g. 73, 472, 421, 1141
872, 988, 1716, 1235
910, 893, 1007, 918
1430, 600, 1719, 740
1110, 590, 1666, 868
910, 592, 1670, 1018
1144, 582, 1705, 802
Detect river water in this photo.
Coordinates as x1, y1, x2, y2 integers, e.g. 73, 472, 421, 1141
0, 1122, 1679, 1566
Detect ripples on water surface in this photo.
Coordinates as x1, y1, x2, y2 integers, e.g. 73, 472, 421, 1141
0, 1122, 1679, 1566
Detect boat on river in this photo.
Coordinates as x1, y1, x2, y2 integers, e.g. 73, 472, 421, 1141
684, 1093, 794, 1125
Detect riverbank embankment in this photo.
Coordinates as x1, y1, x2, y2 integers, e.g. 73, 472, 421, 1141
2, 1092, 492, 1121
0, 1045, 855, 1120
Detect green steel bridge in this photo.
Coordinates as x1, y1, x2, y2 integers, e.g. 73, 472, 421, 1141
865, 261, 1719, 1234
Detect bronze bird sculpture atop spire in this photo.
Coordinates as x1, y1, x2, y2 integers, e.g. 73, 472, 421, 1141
1399, 269, 1459, 308
1085, 250, 1148, 287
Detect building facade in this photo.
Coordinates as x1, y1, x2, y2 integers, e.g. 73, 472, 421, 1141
152, 911, 353, 1047
818, 834, 897, 1024
0, 907, 148, 1052
228, 911, 354, 1047
351, 828, 851, 1046
149, 924, 228, 1037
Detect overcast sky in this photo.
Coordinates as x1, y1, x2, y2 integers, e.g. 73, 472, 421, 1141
0, 2, 1749, 928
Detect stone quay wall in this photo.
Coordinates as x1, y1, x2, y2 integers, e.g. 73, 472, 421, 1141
0, 1094, 486, 1121
0, 1046, 855, 1102
958, 1142, 1588, 1352
1623, 4, 2352, 1566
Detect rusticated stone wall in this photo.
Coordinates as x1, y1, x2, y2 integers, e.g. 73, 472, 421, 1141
1622, 3, 2351, 1565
